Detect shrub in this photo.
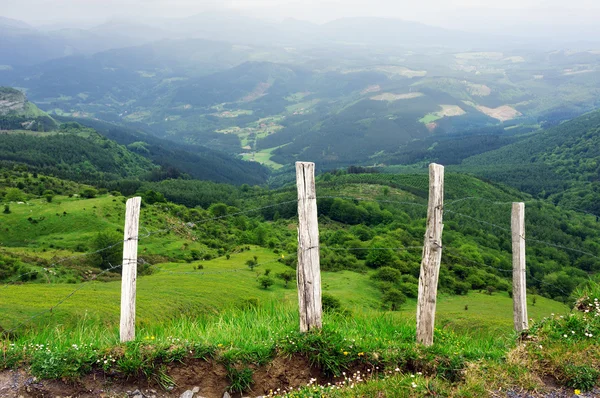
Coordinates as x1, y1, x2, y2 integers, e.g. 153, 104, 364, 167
371, 266, 402, 283
258, 276, 274, 289
382, 289, 406, 311
322, 293, 342, 313
80, 188, 98, 199
246, 258, 257, 271
277, 270, 295, 288
89, 232, 123, 270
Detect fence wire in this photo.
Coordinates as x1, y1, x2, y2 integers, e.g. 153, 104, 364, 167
2, 189, 599, 334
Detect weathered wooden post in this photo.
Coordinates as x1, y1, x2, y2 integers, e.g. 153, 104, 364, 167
296, 162, 322, 332
417, 163, 444, 346
120, 196, 141, 342
512, 202, 528, 332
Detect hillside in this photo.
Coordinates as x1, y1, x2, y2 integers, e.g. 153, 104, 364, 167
460, 109, 600, 214
1, 169, 599, 396
0, 87, 57, 131
3, 43, 600, 169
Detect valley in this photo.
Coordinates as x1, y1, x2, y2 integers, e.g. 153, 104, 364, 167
1, 8, 600, 397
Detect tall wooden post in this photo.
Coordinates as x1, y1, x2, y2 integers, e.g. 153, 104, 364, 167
512, 202, 528, 332
417, 163, 444, 346
296, 162, 322, 332
120, 197, 141, 342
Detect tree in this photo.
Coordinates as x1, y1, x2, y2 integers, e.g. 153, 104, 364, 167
43, 190, 55, 203
365, 246, 395, 268
382, 289, 406, 311
81, 188, 98, 199
90, 232, 123, 270
258, 275, 274, 289
246, 258, 257, 271
277, 270, 295, 288
371, 266, 402, 283
5, 188, 25, 202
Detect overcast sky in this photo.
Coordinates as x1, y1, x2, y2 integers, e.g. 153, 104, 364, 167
2, 0, 599, 37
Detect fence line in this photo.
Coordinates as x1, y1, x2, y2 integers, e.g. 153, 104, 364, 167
4, 162, 600, 340
442, 247, 574, 298
4, 262, 123, 334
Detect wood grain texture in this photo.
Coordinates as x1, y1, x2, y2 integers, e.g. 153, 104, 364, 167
296, 162, 322, 332
512, 202, 529, 332
120, 197, 141, 342
416, 163, 444, 346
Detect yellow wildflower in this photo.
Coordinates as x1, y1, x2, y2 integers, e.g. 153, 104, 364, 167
575, 389, 581, 396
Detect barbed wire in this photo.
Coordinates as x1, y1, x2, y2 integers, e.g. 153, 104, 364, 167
3, 262, 123, 335
320, 246, 424, 252
445, 196, 600, 219
1, 200, 299, 290
2, 190, 596, 333
443, 209, 512, 233
442, 246, 574, 298
316, 195, 428, 209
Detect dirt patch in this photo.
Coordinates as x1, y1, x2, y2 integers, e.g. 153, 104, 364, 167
475, 105, 522, 122
361, 85, 381, 95
426, 122, 437, 132
439, 105, 466, 117
370, 92, 423, 101
251, 355, 320, 396
0, 356, 329, 398
241, 82, 271, 102
465, 83, 491, 97
168, 358, 229, 397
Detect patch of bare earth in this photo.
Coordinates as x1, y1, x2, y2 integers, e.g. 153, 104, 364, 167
476, 105, 522, 122
370, 92, 423, 101
439, 105, 466, 117
0, 355, 326, 398
426, 122, 437, 132
361, 85, 381, 95
241, 82, 271, 102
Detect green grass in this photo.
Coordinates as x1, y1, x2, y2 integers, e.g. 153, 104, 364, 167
242, 146, 285, 169
419, 113, 441, 124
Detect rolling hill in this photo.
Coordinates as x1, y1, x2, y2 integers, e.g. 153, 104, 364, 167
459, 109, 600, 214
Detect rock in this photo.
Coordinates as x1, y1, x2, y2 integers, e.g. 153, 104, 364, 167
223, 392, 231, 398
180, 390, 194, 398
130, 390, 143, 398
192, 387, 200, 393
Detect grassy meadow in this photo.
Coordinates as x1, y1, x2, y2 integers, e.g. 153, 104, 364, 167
1, 192, 598, 397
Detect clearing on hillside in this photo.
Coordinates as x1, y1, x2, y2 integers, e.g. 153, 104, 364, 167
475, 104, 522, 122
370, 92, 424, 101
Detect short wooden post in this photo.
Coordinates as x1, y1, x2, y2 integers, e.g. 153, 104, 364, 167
416, 163, 444, 346
512, 202, 528, 332
296, 162, 322, 332
120, 197, 141, 342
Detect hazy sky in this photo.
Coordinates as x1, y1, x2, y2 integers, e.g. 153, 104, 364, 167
2, 0, 599, 35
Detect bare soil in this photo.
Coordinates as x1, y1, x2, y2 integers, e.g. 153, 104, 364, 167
0, 355, 323, 398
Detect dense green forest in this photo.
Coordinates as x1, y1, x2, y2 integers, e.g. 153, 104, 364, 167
459, 109, 600, 214
2, 164, 599, 305
58, 117, 270, 185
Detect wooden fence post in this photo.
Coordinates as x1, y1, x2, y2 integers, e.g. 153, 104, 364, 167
512, 202, 528, 332
416, 163, 444, 346
120, 196, 141, 343
296, 162, 322, 332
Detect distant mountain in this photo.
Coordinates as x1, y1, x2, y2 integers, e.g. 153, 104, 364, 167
0, 16, 31, 29
0, 17, 169, 66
